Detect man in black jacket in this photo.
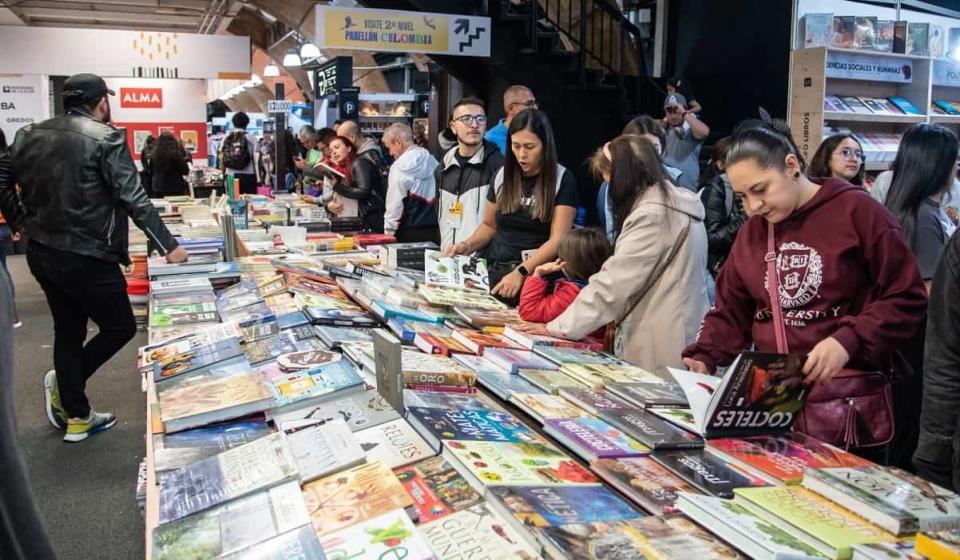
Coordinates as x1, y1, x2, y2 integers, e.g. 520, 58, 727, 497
0, 73, 187, 443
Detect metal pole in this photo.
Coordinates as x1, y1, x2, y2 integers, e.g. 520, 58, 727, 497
275, 82, 286, 193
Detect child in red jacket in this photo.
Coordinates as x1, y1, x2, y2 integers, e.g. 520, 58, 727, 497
519, 228, 612, 336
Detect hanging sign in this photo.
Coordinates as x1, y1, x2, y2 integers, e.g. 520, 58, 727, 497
315, 6, 490, 57
267, 100, 293, 114
315, 57, 353, 98
825, 52, 913, 83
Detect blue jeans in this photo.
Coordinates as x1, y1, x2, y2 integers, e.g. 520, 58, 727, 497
0, 225, 10, 267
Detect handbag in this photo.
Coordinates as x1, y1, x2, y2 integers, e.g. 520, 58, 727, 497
604, 216, 691, 354
764, 222, 894, 450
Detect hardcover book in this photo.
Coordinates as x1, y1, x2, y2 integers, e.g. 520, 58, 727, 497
419, 284, 507, 310
444, 440, 599, 488
152, 338, 245, 384
285, 418, 365, 482
419, 502, 540, 559
268, 360, 365, 414
393, 455, 484, 524
484, 348, 558, 374
545, 417, 649, 461
707, 434, 873, 485
453, 307, 522, 331
558, 386, 633, 415
599, 409, 704, 450
406, 407, 539, 450
667, 351, 807, 437
306, 306, 380, 328
518, 369, 584, 394
153, 419, 272, 476
301, 461, 413, 537
476, 371, 543, 400
159, 372, 274, 433
489, 485, 641, 528
244, 333, 298, 365
533, 346, 620, 366
450, 328, 518, 355
220, 526, 325, 560
318, 509, 437, 560
736, 486, 897, 560
510, 392, 591, 424
158, 432, 299, 524
354, 418, 435, 469
271, 391, 400, 433
590, 457, 697, 514
606, 381, 689, 409
652, 449, 769, 499
413, 332, 473, 357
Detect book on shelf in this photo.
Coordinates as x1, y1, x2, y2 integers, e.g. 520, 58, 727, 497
735, 486, 897, 560
267, 360, 365, 415
599, 409, 704, 450
483, 347, 558, 374
406, 407, 539, 451
557, 386, 633, 415
319, 509, 436, 560
832, 16, 856, 49
354, 418, 436, 469
801, 466, 960, 536
285, 417, 365, 483
159, 372, 274, 433
861, 97, 893, 115
271, 390, 400, 433
152, 418, 273, 476
935, 100, 960, 116
840, 96, 874, 114
157, 432, 299, 524
907, 22, 930, 56
916, 529, 960, 560
393, 455, 484, 524
932, 24, 946, 58
412, 332, 472, 357
443, 440, 599, 489
889, 96, 923, 116
152, 338, 245, 384
854, 16, 879, 50
510, 392, 590, 424
419, 284, 507, 310
876, 20, 895, 52
152, 481, 310, 560
219, 526, 324, 560
419, 502, 541, 559
650, 448, 769, 499
502, 325, 603, 352
666, 351, 807, 437
825, 95, 852, 113
301, 460, 413, 537
676, 492, 827, 560
424, 251, 490, 291
518, 368, 584, 394
544, 417, 649, 462
606, 381, 689, 409
476, 370, 544, 400
590, 456, 698, 514
799, 13, 832, 49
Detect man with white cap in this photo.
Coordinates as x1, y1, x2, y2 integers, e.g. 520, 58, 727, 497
661, 92, 710, 191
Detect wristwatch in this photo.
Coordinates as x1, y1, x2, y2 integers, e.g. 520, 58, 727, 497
517, 264, 530, 277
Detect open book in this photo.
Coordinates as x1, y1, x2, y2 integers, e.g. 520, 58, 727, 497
667, 352, 807, 438
313, 161, 346, 179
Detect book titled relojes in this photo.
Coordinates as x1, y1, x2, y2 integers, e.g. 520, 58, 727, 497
599, 409, 704, 450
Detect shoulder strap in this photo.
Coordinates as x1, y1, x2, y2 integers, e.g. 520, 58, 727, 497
492, 167, 504, 196
766, 221, 789, 353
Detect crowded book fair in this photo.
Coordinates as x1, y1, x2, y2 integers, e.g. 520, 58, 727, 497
5, 0, 960, 559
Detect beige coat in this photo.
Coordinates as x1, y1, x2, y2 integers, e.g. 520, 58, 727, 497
547, 185, 710, 373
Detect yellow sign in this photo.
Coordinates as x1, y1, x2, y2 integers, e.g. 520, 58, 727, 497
315, 6, 490, 57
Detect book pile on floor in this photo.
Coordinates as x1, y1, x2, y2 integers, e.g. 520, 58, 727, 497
139, 205, 959, 559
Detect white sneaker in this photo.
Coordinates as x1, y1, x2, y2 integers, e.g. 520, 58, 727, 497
43, 370, 67, 430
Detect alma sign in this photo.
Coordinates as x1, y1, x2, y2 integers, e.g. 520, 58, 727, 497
120, 87, 163, 109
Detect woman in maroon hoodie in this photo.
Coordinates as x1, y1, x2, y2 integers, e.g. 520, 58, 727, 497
682, 124, 927, 455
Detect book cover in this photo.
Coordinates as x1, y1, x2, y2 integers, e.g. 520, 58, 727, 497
453, 307, 522, 330
561, 363, 661, 385
371, 300, 445, 324
852, 541, 923, 560
518, 369, 584, 394
153, 419, 272, 475
590, 457, 697, 515
151, 276, 213, 295
276, 310, 309, 330
319, 509, 437, 560
413, 332, 472, 357
825, 95, 852, 113
890, 96, 924, 115
833, 16, 856, 49
476, 371, 543, 400
450, 328, 518, 355
276, 349, 341, 372
854, 17, 878, 50
651, 406, 706, 434
283, 324, 317, 344
139, 323, 242, 369
502, 325, 603, 352
841, 96, 874, 114
935, 100, 960, 115
877, 20, 895, 52
444, 440, 599, 487
241, 321, 280, 344
159, 372, 274, 433
152, 481, 310, 560
533, 346, 620, 366
158, 432, 300, 524
803, 466, 960, 536
302, 461, 413, 537
268, 360, 365, 413
484, 348, 558, 374
545, 417, 649, 460
419, 284, 507, 310
407, 407, 538, 444
401, 351, 477, 387
489, 485, 640, 528
394, 455, 484, 524
314, 325, 373, 349
736, 486, 896, 559
861, 97, 890, 114
510, 392, 590, 423
424, 251, 490, 291
916, 530, 960, 560
272, 391, 400, 433
150, 306, 219, 327
599, 409, 704, 450
558, 386, 633, 415
306, 307, 380, 328
220, 302, 276, 328
800, 13, 833, 48
220, 526, 325, 560
244, 333, 298, 365
606, 381, 689, 409
419, 502, 540, 559
402, 390, 493, 411
932, 24, 946, 58
387, 318, 451, 344
451, 353, 508, 374
151, 338, 244, 383
355, 418, 435, 469
708, 435, 871, 485
216, 290, 265, 315
652, 448, 768, 499
908, 22, 930, 56
285, 418, 365, 483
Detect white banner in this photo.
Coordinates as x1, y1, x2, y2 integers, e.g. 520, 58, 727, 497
0, 74, 48, 143
825, 52, 913, 83
0, 25, 250, 79
104, 78, 206, 123
933, 59, 960, 87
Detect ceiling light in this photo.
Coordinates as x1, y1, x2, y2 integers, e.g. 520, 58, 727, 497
282, 49, 301, 67
264, 63, 280, 77
300, 42, 321, 59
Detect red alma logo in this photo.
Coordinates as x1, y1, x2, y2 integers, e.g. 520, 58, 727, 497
119, 88, 163, 108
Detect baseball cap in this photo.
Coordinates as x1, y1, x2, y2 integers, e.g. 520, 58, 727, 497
63, 73, 115, 102
664, 93, 687, 110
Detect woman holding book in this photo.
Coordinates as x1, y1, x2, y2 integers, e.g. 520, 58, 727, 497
517, 134, 710, 372
444, 109, 577, 307
807, 133, 865, 186
325, 135, 386, 233
680, 122, 926, 457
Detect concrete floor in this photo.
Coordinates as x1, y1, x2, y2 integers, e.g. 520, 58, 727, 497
8, 254, 145, 560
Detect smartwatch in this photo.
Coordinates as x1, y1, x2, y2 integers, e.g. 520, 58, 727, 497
517, 264, 530, 277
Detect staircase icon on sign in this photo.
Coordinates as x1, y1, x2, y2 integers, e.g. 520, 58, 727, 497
454, 18, 486, 53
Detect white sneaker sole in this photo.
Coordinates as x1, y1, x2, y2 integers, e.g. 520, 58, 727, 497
43, 370, 65, 430
63, 416, 117, 443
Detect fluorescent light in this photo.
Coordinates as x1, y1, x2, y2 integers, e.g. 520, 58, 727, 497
283, 49, 301, 67
300, 42, 321, 59
264, 63, 280, 77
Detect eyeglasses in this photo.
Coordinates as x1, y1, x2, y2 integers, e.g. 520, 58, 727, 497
509, 99, 538, 109
834, 148, 864, 161
453, 114, 488, 125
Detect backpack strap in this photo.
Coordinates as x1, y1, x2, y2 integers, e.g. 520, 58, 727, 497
766, 221, 789, 353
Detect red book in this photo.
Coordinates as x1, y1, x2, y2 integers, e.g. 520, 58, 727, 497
413, 333, 472, 357
449, 328, 520, 355
707, 434, 873, 485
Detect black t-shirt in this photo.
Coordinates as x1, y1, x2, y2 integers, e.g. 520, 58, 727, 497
484, 168, 578, 263
915, 197, 947, 280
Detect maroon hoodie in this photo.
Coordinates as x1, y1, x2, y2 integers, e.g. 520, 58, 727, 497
683, 179, 926, 371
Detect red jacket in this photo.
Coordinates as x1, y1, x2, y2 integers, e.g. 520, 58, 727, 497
683, 179, 926, 372
520, 276, 606, 339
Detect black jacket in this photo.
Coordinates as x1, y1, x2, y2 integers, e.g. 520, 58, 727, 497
0, 110, 178, 264
437, 140, 504, 249
700, 172, 747, 275
334, 157, 386, 233
152, 153, 190, 196
915, 231, 960, 490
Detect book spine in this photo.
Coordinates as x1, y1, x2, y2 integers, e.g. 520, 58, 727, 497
405, 384, 477, 394
403, 370, 476, 387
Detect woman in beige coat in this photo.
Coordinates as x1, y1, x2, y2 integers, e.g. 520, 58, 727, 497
519, 134, 710, 373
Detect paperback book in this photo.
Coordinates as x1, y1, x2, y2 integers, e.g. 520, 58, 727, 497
386, 318, 452, 344
354, 418, 436, 469
533, 346, 620, 366
241, 321, 279, 343
419, 502, 540, 559
544, 417, 649, 461
153, 419, 273, 475
510, 392, 591, 423
285, 417, 366, 482
599, 409, 704, 450
138, 322, 243, 370
305, 306, 380, 328
393, 455, 484, 524
453, 307, 522, 331
450, 328, 518, 355
406, 407, 538, 451
371, 300, 445, 324
151, 337, 244, 384
451, 353, 508, 375
590, 457, 697, 514
562, 362, 662, 385
159, 372, 274, 433
443, 440, 599, 488
558, 386, 634, 415
502, 326, 603, 352
424, 251, 490, 291
606, 381, 689, 409
319, 509, 437, 560
276, 310, 309, 329
271, 391, 400, 433
651, 448, 769, 499
243, 333, 298, 365
518, 368, 584, 394
484, 348, 558, 374
413, 332, 472, 357
220, 526, 324, 560
419, 284, 507, 310
489, 485, 641, 528
707, 434, 873, 485
477, 371, 543, 401
314, 325, 373, 349
267, 360, 365, 414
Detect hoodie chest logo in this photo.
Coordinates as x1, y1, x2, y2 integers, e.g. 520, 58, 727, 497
765, 242, 823, 309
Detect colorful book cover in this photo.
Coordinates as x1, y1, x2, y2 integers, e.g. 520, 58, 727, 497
402, 390, 493, 411
139, 323, 242, 369
221, 526, 325, 560
372, 300, 445, 324
319, 509, 437, 560
153, 419, 272, 475
285, 418, 366, 483
561, 363, 661, 385
450, 328, 518, 355
890, 96, 923, 116
736, 486, 897, 558
419, 502, 540, 559
545, 417, 649, 460
158, 432, 300, 524
489, 485, 641, 527
800, 13, 833, 48
158, 372, 274, 433
651, 449, 768, 499
241, 321, 280, 344
355, 419, 436, 469
518, 369, 584, 395
413, 332, 472, 357
268, 360, 365, 412
590, 457, 697, 515
444, 440, 599, 487
306, 306, 380, 328
477, 371, 543, 400
401, 352, 477, 388
276, 310, 309, 330
907, 22, 930, 56
503, 326, 603, 352
387, 318, 451, 344
713, 433, 873, 484
314, 325, 373, 349
150, 306, 220, 327
607, 381, 689, 409
452, 353, 509, 375
852, 541, 922, 560
533, 346, 620, 366
152, 481, 310, 560
453, 307, 522, 330
151, 338, 245, 383
484, 348, 558, 374
407, 407, 539, 443
271, 391, 400, 433
651, 406, 705, 433
558, 386, 633, 415
244, 333, 298, 365
220, 302, 276, 328
419, 284, 507, 310
599, 409, 704, 450
510, 392, 591, 423
424, 251, 490, 291
302, 461, 413, 538
283, 324, 317, 344
394, 455, 484, 524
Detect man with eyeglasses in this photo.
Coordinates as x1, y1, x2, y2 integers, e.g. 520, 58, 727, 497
662, 93, 710, 191
438, 97, 505, 251
485, 85, 538, 155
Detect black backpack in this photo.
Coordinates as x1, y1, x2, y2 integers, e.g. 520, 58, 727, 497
221, 131, 251, 169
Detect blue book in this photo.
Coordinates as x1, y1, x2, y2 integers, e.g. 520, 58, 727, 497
489, 485, 642, 527
268, 360, 365, 413
372, 300, 445, 324
152, 338, 244, 384
407, 407, 538, 449
387, 317, 452, 343
889, 96, 923, 115
276, 310, 309, 330
153, 419, 272, 475
477, 371, 543, 400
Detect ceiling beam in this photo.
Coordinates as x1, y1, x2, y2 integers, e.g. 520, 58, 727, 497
18, 6, 202, 25
40, 0, 210, 7
25, 19, 197, 32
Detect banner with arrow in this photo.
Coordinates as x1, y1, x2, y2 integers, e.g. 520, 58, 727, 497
315, 6, 490, 57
